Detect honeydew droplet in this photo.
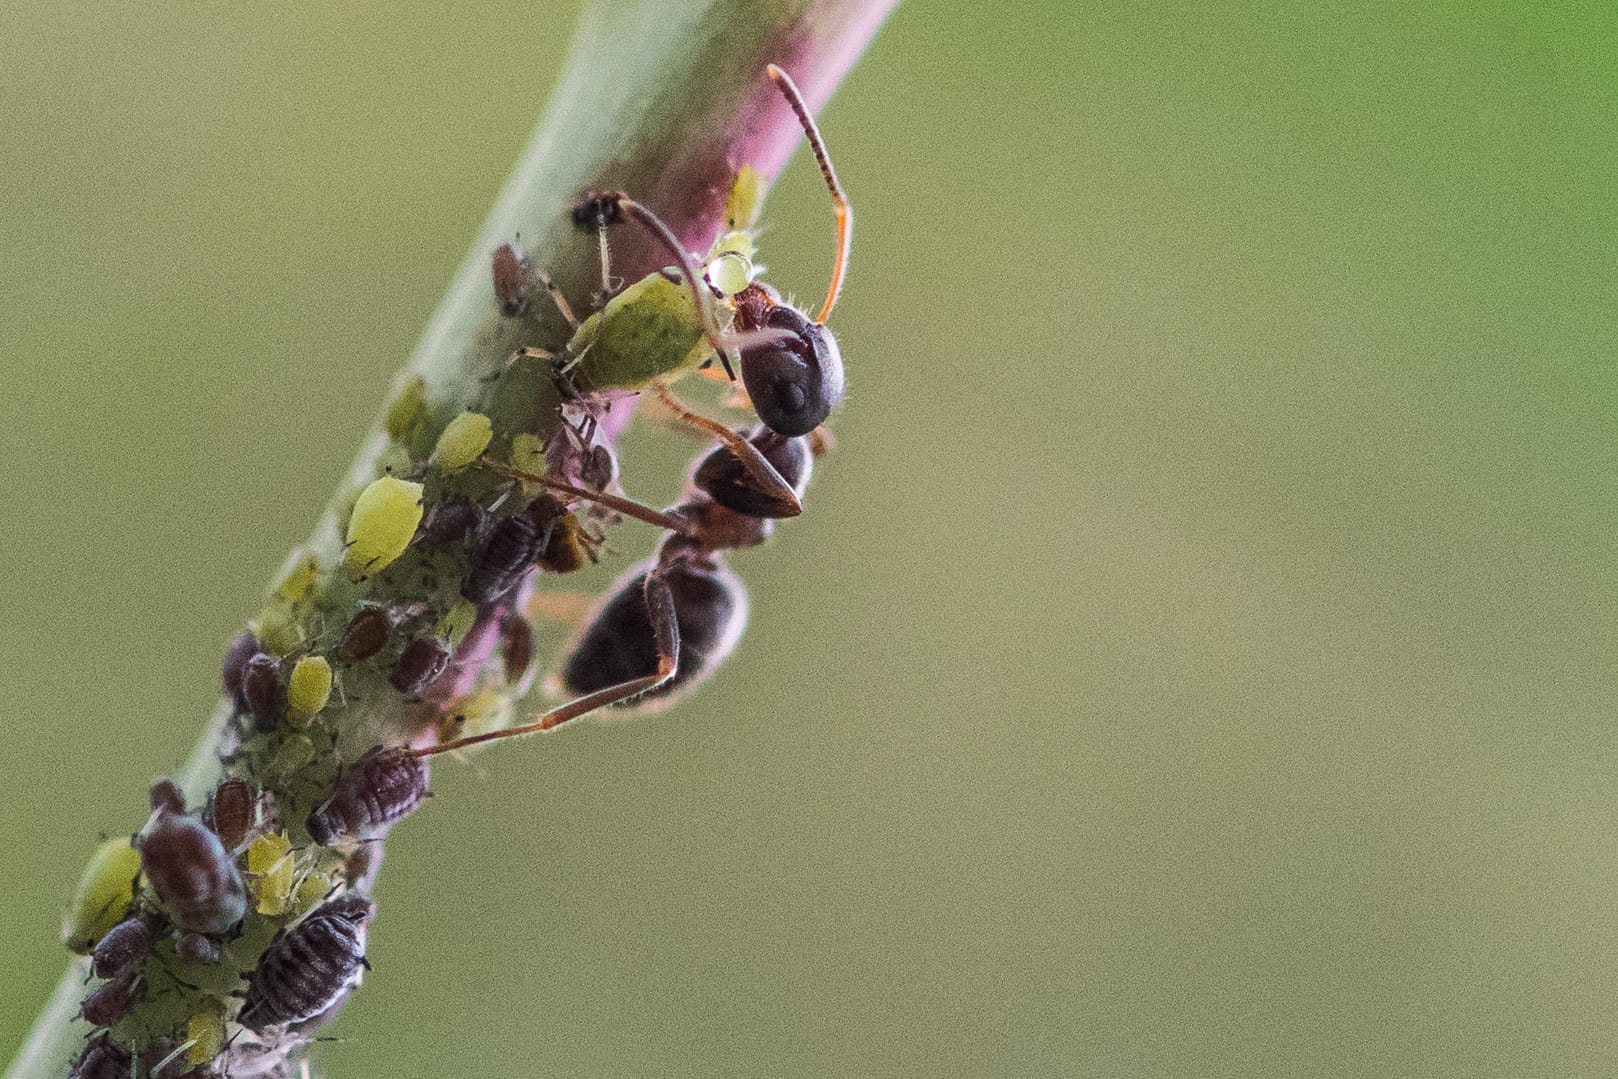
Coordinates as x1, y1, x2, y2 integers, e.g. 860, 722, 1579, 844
706, 251, 754, 298
286, 655, 333, 726
432, 411, 493, 472
62, 837, 142, 954
342, 477, 424, 579
384, 376, 427, 442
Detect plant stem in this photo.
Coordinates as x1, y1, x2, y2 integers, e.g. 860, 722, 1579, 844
5, 1, 894, 1075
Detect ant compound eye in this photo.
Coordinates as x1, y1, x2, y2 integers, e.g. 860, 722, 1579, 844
740, 308, 844, 438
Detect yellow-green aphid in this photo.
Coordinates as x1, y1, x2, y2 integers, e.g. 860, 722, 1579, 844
186, 999, 227, 1066
286, 655, 333, 726
441, 687, 513, 743
246, 832, 296, 916
251, 600, 305, 657
272, 550, 321, 604
384, 375, 427, 442
506, 432, 547, 494
436, 598, 478, 647
292, 867, 333, 916
562, 172, 761, 395
342, 476, 424, 579
431, 410, 493, 472
63, 837, 142, 953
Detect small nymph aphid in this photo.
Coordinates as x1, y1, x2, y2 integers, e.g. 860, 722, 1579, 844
491, 238, 532, 317
431, 410, 494, 472
90, 916, 153, 981
389, 635, 451, 696
336, 606, 392, 664
286, 654, 333, 725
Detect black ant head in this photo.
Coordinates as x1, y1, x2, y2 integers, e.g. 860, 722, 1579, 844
739, 305, 844, 438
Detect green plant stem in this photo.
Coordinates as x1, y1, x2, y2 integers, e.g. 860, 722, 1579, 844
5, 1, 894, 1075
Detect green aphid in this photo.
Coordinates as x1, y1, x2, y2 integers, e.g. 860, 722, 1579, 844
436, 598, 478, 647
431, 410, 493, 472
342, 476, 425, 579
384, 375, 427, 443
63, 836, 142, 954
286, 655, 333, 725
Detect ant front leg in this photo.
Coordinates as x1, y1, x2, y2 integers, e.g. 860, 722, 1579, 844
415, 570, 681, 757
648, 384, 803, 517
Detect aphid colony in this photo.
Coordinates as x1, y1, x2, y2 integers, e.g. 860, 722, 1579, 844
63, 64, 851, 1076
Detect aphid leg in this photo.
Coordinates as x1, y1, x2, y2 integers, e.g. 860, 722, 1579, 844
477, 457, 698, 537
416, 572, 680, 756
533, 269, 580, 330
649, 384, 803, 516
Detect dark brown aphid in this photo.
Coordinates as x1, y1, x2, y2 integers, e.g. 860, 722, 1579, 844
388, 636, 451, 697
90, 917, 152, 981
222, 630, 261, 710
462, 512, 543, 603
207, 777, 257, 851
175, 930, 221, 965
149, 778, 186, 815
421, 495, 483, 545
693, 427, 813, 519
79, 973, 142, 1027
241, 652, 285, 730
307, 745, 430, 845
70, 1034, 131, 1079
500, 613, 535, 685
491, 239, 531, 317
561, 557, 746, 708
238, 895, 377, 1032
139, 802, 246, 935
336, 606, 392, 664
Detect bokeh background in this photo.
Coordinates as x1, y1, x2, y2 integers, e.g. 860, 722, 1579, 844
4, 3, 1617, 1076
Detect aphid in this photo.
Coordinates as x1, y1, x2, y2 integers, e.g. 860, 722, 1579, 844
383, 375, 427, 443
91, 917, 152, 980
431, 410, 494, 472
389, 635, 451, 696
461, 512, 543, 603
79, 972, 142, 1027
420, 494, 483, 544
500, 612, 535, 684
207, 777, 257, 850
286, 655, 333, 726
246, 832, 297, 916
336, 606, 392, 663
63, 837, 142, 954
185, 1001, 227, 1066
70, 1034, 131, 1079
139, 802, 247, 935
222, 630, 261, 709
341, 476, 425, 579
175, 930, 220, 965
306, 745, 430, 846
491, 238, 532, 317
272, 549, 322, 603
524, 65, 851, 514
241, 652, 285, 730
237, 895, 377, 1032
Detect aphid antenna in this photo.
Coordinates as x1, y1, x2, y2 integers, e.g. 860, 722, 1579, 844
477, 457, 699, 537
766, 64, 852, 325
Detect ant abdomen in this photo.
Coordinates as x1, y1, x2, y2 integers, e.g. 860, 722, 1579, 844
692, 427, 813, 519
561, 558, 747, 710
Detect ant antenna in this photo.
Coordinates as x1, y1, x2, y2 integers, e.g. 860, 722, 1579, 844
766, 64, 852, 325
614, 195, 737, 380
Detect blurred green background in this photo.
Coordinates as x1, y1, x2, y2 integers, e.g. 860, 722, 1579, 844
4, 2, 1618, 1076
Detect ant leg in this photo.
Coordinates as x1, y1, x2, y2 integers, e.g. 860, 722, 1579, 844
649, 384, 802, 517
416, 572, 680, 755
533, 269, 580, 330
477, 457, 699, 537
